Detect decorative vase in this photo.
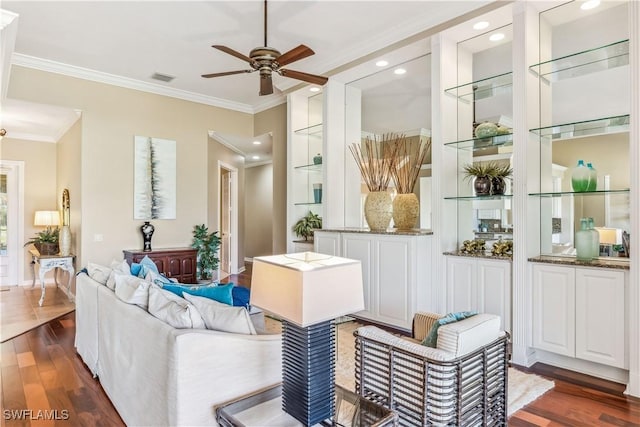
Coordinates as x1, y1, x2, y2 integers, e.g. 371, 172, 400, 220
392, 193, 419, 230
474, 122, 498, 139
59, 225, 72, 256
140, 221, 155, 252
571, 160, 589, 192
587, 217, 600, 258
364, 191, 392, 231
575, 218, 593, 261
586, 162, 597, 191
474, 176, 492, 196
491, 177, 506, 195
313, 183, 322, 203
313, 153, 322, 165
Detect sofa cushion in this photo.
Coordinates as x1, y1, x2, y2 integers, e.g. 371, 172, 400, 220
436, 313, 501, 357
145, 269, 174, 286
87, 262, 112, 285
114, 274, 151, 308
138, 255, 160, 278
130, 263, 143, 276
232, 285, 250, 308
106, 259, 132, 290
422, 311, 477, 348
148, 285, 205, 329
183, 293, 256, 335
163, 283, 234, 306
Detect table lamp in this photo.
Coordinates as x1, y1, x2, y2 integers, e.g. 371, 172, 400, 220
250, 252, 364, 426
34, 210, 61, 231
595, 227, 622, 255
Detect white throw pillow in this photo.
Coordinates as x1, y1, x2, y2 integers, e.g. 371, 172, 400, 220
106, 259, 132, 290
114, 274, 151, 309
148, 285, 205, 329
87, 262, 111, 285
183, 293, 257, 335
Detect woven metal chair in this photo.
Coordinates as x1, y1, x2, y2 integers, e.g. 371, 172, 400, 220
354, 312, 509, 427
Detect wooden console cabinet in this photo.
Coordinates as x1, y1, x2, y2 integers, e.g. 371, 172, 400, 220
123, 247, 197, 284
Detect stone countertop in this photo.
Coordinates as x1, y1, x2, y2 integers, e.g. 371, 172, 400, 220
317, 228, 433, 236
443, 251, 513, 261
528, 255, 630, 270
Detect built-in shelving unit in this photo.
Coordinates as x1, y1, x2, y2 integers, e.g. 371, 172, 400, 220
530, 115, 629, 140
444, 72, 513, 101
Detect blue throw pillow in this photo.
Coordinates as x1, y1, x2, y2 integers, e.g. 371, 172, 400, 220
163, 283, 234, 306
232, 285, 250, 308
139, 255, 159, 275
422, 311, 478, 348
130, 263, 142, 276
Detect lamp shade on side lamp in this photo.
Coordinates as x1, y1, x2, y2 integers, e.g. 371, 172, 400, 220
34, 211, 60, 228
251, 252, 364, 426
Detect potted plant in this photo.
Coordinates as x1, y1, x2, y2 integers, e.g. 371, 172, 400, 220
462, 162, 498, 196
24, 227, 60, 255
191, 224, 221, 282
491, 163, 513, 195
293, 211, 322, 241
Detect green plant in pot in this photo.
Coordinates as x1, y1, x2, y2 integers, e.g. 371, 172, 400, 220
293, 211, 322, 241
462, 162, 499, 196
191, 224, 221, 282
24, 227, 60, 255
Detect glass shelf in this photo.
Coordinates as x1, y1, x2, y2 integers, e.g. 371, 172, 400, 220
444, 72, 512, 102
445, 194, 513, 201
445, 133, 513, 151
530, 40, 629, 83
294, 202, 322, 206
294, 163, 322, 171
293, 123, 323, 136
529, 115, 629, 140
529, 189, 629, 197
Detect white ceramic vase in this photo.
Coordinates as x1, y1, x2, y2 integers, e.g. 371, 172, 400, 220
392, 193, 419, 230
59, 225, 72, 256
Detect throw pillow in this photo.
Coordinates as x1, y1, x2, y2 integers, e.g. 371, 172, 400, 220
183, 293, 256, 335
422, 311, 478, 348
106, 259, 131, 290
148, 285, 205, 329
144, 269, 173, 287
162, 283, 234, 306
232, 285, 250, 308
138, 255, 160, 278
130, 263, 142, 276
114, 274, 151, 309
87, 262, 111, 285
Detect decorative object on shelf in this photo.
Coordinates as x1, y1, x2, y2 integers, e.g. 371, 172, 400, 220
491, 163, 513, 196
390, 135, 431, 230
191, 224, 221, 282
491, 239, 513, 257
474, 122, 498, 139
26, 211, 60, 255
575, 217, 598, 261
250, 252, 364, 426
313, 153, 322, 165
134, 135, 177, 220
59, 189, 72, 256
496, 125, 511, 135
571, 160, 590, 192
349, 134, 398, 231
140, 221, 155, 252
293, 211, 322, 241
463, 162, 497, 196
586, 162, 597, 191
459, 239, 486, 255
313, 183, 322, 203
622, 231, 630, 257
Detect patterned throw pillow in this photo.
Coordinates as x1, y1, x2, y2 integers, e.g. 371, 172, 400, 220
422, 311, 478, 348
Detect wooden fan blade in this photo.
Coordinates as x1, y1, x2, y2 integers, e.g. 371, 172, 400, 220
260, 74, 274, 96
212, 45, 253, 64
280, 69, 328, 86
276, 44, 315, 67
201, 69, 254, 78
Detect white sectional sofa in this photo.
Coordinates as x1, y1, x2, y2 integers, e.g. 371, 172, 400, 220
74, 271, 282, 426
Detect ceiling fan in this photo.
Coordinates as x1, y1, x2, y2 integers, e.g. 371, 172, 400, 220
201, 0, 328, 96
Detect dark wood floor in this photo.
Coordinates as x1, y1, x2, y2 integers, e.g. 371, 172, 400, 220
2, 264, 639, 426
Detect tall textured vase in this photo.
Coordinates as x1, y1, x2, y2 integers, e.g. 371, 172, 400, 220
392, 193, 419, 230
364, 191, 392, 231
59, 225, 72, 256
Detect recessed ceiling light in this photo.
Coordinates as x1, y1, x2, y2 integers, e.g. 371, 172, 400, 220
309, 87, 320, 92
253, 140, 261, 145
473, 21, 489, 30
394, 68, 407, 75
489, 33, 505, 42
376, 60, 389, 67
581, 0, 600, 10
252, 155, 260, 160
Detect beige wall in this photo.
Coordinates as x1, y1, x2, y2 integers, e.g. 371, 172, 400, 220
9, 66, 253, 268
244, 163, 273, 258
1, 137, 57, 280
254, 104, 287, 254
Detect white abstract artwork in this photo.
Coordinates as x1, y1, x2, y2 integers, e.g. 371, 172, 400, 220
134, 136, 176, 220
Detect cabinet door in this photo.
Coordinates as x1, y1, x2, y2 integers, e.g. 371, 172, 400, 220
167, 257, 182, 278
532, 264, 575, 357
575, 268, 626, 368
314, 232, 341, 256
342, 234, 373, 320
446, 257, 477, 314
374, 237, 413, 329
477, 260, 511, 332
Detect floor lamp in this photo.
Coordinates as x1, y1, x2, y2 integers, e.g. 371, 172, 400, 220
250, 252, 364, 426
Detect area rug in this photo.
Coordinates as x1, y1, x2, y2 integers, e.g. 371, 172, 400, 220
0, 285, 75, 343
264, 318, 554, 416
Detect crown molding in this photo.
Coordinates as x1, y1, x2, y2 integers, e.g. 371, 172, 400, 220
209, 130, 246, 156
245, 159, 273, 168
12, 53, 256, 114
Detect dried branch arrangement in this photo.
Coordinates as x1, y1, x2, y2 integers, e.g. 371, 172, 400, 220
349, 134, 399, 192
390, 135, 432, 194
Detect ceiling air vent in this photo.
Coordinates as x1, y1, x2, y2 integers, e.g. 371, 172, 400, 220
151, 72, 175, 83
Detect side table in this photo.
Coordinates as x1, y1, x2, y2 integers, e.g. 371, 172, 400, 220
216, 383, 397, 427
29, 249, 75, 306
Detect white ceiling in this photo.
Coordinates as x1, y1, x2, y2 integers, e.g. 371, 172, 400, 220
0, 0, 497, 161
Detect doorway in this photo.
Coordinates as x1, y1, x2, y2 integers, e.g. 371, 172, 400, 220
0, 160, 24, 286
218, 161, 238, 278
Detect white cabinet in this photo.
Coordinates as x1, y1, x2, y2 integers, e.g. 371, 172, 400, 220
446, 256, 511, 332
532, 263, 626, 369
315, 230, 432, 330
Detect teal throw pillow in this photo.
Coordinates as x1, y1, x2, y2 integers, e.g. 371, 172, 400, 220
130, 263, 142, 276
162, 283, 235, 306
422, 311, 478, 348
